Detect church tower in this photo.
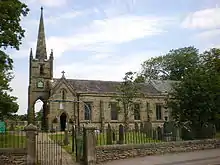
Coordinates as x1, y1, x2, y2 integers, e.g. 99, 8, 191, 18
28, 7, 54, 130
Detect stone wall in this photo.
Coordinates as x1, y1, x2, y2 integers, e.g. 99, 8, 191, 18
96, 139, 220, 164
0, 148, 27, 165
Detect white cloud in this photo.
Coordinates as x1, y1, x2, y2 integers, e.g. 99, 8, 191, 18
54, 50, 161, 81
45, 11, 82, 24
46, 15, 171, 58
195, 29, 220, 40
181, 7, 220, 29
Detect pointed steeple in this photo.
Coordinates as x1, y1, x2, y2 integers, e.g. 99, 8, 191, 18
29, 48, 33, 60
35, 7, 47, 60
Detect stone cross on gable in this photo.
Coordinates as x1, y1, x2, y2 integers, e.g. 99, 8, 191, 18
61, 71, 65, 78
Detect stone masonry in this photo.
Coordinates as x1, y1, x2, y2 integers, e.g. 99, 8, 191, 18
95, 139, 220, 164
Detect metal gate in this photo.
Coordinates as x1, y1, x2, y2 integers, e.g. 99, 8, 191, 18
36, 131, 64, 165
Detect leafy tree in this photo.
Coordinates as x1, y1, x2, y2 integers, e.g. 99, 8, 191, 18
139, 46, 199, 82
168, 48, 220, 136
0, 0, 29, 119
113, 71, 141, 131
0, 51, 19, 119
0, 0, 29, 49
35, 109, 43, 121
17, 114, 28, 121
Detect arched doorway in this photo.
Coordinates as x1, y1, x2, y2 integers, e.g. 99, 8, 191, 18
60, 113, 67, 131
34, 99, 45, 130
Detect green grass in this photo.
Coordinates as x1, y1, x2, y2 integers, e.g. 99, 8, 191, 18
96, 132, 160, 145
49, 131, 159, 161
49, 131, 160, 148
0, 132, 26, 148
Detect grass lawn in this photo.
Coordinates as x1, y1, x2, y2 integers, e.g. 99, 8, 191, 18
97, 132, 160, 145
49, 131, 160, 147
0, 132, 26, 148
49, 131, 159, 161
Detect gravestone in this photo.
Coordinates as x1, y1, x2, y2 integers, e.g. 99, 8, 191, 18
140, 122, 144, 133
106, 124, 112, 145
143, 121, 153, 138
152, 128, 158, 140
112, 131, 116, 142
212, 124, 216, 138
157, 127, 163, 140
134, 122, 139, 132
118, 124, 124, 144
163, 120, 174, 141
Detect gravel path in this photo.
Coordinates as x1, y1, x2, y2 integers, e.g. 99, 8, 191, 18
36, 132, 76, 165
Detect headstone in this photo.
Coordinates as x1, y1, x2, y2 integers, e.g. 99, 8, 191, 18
140, 122, 144, 133
106, 124, 112, 145
163, 121, 174, 141
112, 131, 116, 142
212, 124, 216, 138
144, 121, 153, 138
134, 122, 139, 132
0, 121, 6, 133
63, 130, 69, 145
118, 124, 124, 144
157, 127, 163, 140
152, 129, 157, 140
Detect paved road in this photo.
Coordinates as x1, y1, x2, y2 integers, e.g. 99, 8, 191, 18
104, 149, 220, 165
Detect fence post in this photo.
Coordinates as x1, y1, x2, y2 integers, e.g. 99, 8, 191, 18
83, 126, 96, 165
25, 124, 38, 165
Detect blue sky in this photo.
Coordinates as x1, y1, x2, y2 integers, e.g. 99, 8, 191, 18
8, 0, 220, 114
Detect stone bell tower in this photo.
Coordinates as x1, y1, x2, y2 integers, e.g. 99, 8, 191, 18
27, 7, 54, 130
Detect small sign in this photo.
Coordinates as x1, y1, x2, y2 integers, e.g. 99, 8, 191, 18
0, 121, 6, 133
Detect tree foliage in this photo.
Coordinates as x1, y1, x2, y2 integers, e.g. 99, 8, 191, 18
35, 109, 43, 121
0, 0, 29, 119
0, 0, 29, 50
113, 71, 141, 130
138, 46, 199, 82
168, 48, 220, 134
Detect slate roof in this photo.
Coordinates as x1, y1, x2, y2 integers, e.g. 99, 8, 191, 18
150, 80, 179, 93
52, 78, 176, 95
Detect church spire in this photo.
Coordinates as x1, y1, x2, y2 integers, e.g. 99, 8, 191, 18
35, 7, 47, 60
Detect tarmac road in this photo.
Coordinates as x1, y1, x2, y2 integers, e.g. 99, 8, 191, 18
104, 149, 220, 165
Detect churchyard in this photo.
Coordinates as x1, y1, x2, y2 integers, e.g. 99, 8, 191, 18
0, 119, 220, 165
48, 120, 219, 163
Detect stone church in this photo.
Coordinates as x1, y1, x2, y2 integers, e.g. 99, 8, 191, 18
28, 8, 175, 131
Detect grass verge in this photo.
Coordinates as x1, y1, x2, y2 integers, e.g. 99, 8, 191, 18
0, 132, 26, 148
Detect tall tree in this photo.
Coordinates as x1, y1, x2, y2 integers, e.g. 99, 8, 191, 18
113, 71, 141, 131
0, 0, 29, 119
0, 0, 29, 49
167, 48, 220, 135
139, 46, 199, 82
